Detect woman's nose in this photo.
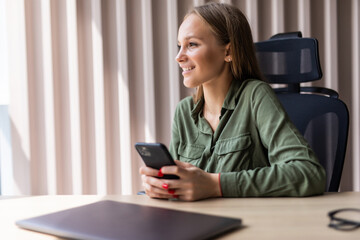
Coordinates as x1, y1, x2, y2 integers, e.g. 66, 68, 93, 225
175, 48, 186, 63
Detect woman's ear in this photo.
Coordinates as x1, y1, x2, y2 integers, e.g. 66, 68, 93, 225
224, 43, 232, 62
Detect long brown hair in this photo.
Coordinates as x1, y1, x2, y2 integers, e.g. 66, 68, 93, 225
186, 3, 264, 102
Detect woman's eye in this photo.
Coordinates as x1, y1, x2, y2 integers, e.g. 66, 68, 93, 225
189, 42, 198, 48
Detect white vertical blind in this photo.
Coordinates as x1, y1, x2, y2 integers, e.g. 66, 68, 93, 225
0, 0, 10, 195
271, 0, 285, 35
90, 0, 107, 195
1, 0, 359, 195
194, 0, 206, 7
298, 0, 311, 37
141, 0, 156, 143
116, 0, 132, 195
7, 0, 31, 195
167, 0, 180, 120
351, 0, 360, 191
40, 0, 57, 195
324, 0, 338, 90
245, 0, 259, 41
66, 0, 83, 195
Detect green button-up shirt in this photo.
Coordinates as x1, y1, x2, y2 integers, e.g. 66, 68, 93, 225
169, 79, 326, 197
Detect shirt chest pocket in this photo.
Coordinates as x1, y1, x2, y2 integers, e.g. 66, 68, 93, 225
177, 143, 205, 164
214, 134, 252, 171
215, 134, 252, 154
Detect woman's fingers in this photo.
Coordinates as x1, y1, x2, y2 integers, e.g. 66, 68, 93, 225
142, 175, 164, 191
144, 185, 174, 199
139, 160, 193, 179
139, 165, 161, 177
160, 164, 194, 179
174, 159, 193, 168
143, 182, 172, 196
142, 174, 178, 197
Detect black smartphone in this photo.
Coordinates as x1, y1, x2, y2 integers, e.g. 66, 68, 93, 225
135, 142, 179, 179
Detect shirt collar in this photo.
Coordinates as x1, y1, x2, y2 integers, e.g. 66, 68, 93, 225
221, 79, 242, 111
191, 96, 204, 124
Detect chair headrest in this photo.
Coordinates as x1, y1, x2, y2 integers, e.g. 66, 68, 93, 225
270, 31, 302, 39
255, 32, 322, 84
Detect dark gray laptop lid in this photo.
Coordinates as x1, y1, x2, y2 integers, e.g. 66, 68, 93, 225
16, 200, 242, 240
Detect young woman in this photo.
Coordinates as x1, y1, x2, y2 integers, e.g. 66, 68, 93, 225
140, 3, 326, 201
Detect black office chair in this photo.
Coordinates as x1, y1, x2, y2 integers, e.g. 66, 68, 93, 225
255, 32, 349, 192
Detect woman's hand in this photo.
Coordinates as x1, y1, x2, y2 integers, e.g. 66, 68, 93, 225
139, 160, 222, 201
139, 165, 175, 199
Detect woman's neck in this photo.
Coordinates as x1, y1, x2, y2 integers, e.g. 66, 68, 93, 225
202, 74, 233, 132
203, 76, 233, 115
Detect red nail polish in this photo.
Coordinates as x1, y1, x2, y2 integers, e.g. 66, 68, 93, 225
162, 183, 168, 189
168, 189, 175, 194
158, 169, 164, 177
172, 195, 179, 198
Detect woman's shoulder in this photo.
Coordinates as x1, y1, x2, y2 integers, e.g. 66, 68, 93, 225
242, 79, 270, 89
241, 79, 274, 96
177, 95, 193, 106
175, 96, 194, 113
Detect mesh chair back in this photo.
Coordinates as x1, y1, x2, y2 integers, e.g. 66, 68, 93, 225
255, 33, 349, 192
277, 94, 349, 191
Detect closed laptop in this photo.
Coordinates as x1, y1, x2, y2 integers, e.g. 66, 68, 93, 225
16, 200, 242, 240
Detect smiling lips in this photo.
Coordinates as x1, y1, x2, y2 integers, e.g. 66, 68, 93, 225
182, 66, 195, 75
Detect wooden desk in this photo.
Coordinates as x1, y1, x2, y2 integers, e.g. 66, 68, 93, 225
1, 192, 359, 239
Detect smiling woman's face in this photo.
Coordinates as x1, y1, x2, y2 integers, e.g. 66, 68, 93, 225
176, 14, 230, 89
